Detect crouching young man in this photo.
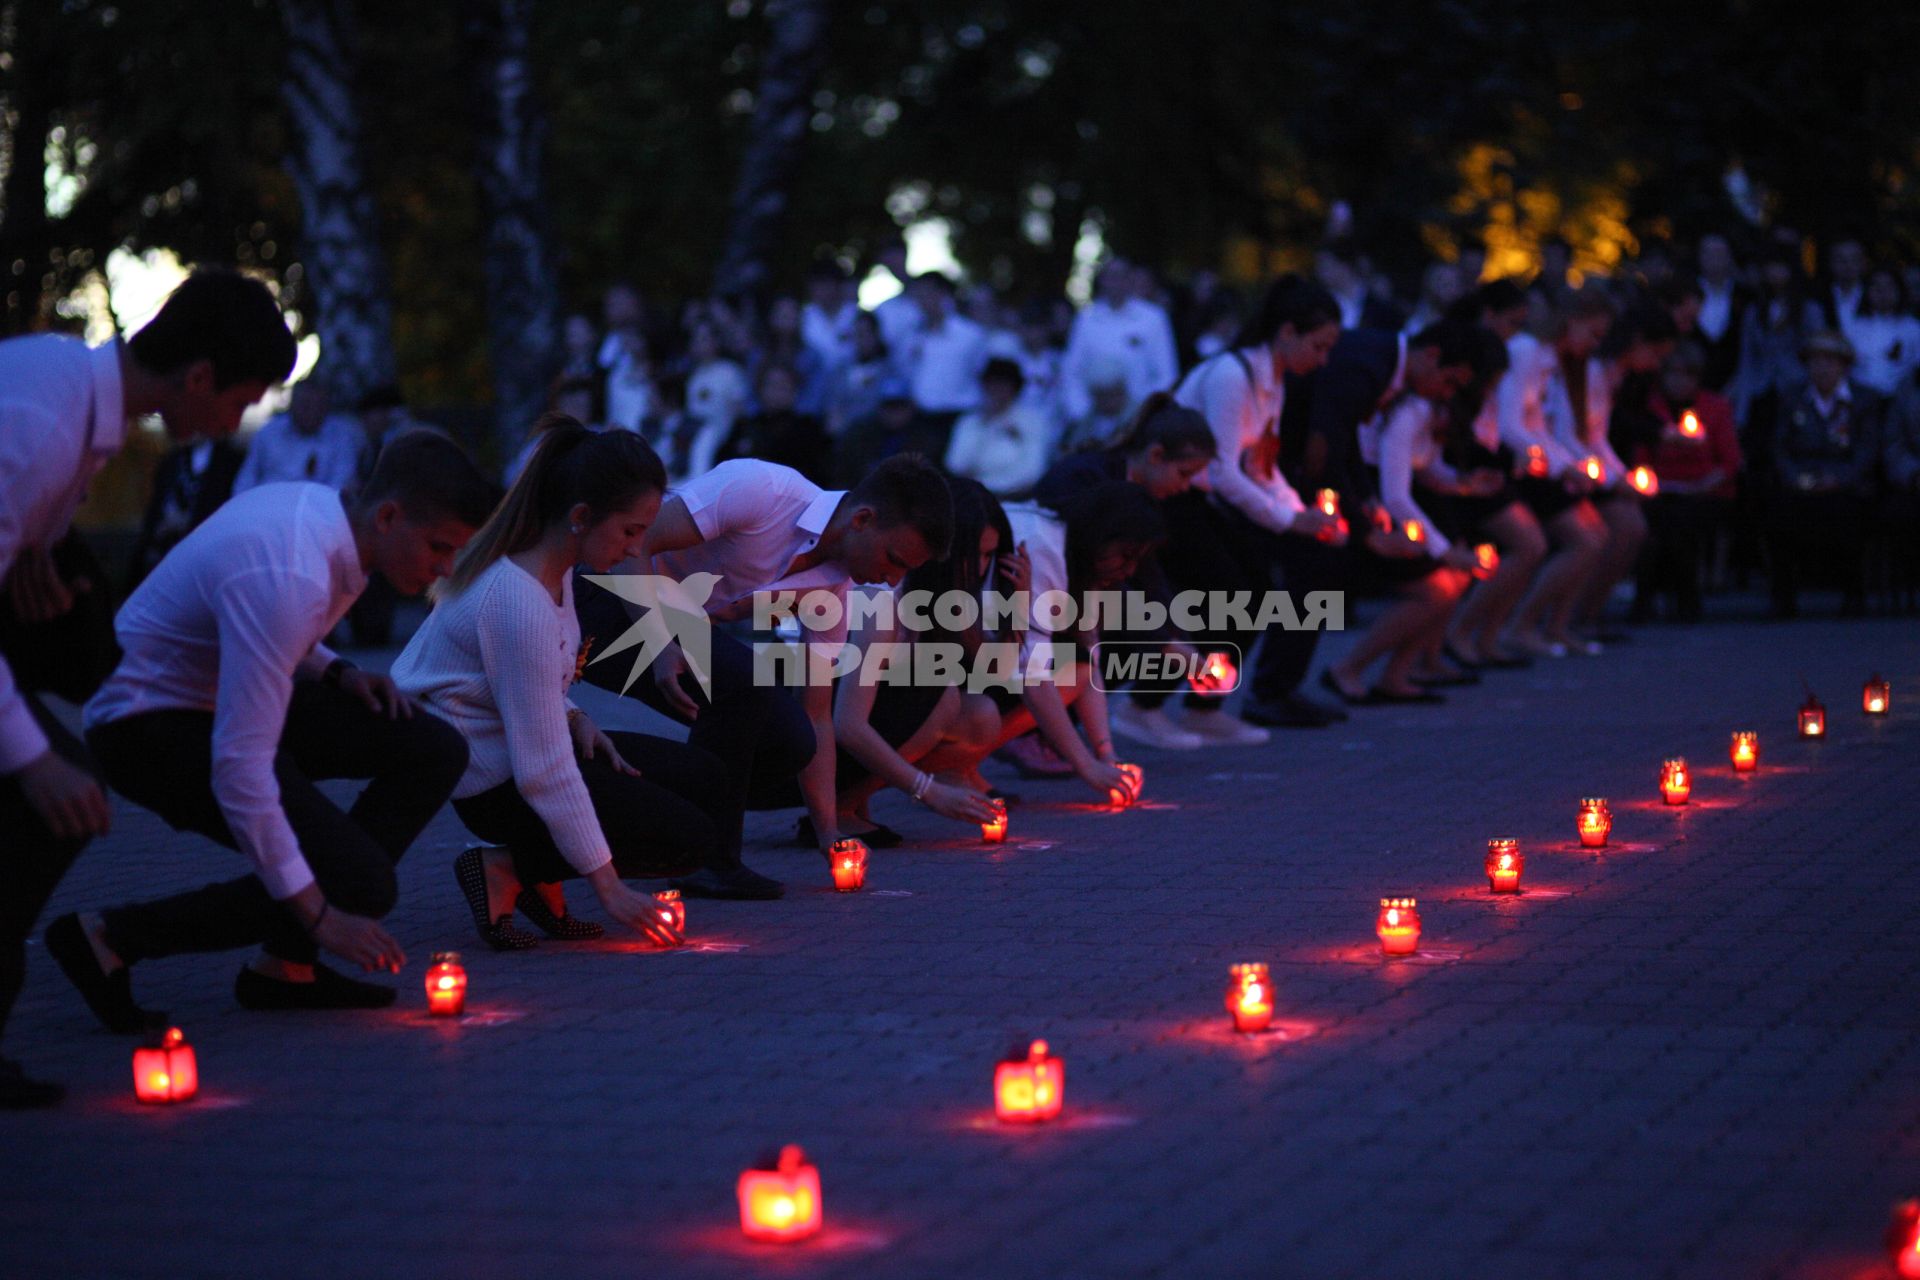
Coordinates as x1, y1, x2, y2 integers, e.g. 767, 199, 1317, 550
47, 430, 498, 1026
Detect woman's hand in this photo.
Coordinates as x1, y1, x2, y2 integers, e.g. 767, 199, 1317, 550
650, 642, 701, 719
570, 714, 641, 776
588, 866, 684, 947
924, 779, 999, 824
996, 543, 1032, 595
1079, 757, 1130, 800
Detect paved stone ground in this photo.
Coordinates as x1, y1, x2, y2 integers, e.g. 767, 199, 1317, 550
3, 602, 1917, 1280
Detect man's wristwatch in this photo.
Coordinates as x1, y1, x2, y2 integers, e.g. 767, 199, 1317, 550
321, 657, 357, 687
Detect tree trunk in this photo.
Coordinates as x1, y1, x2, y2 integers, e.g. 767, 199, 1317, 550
0, 0, 54, 335
279, 0, 397, 404
711, 0, 830, 302
465, 0, 561, 452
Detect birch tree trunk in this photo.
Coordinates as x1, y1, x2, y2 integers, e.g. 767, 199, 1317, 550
465, 0, 561, 450
711, 0, 830, 302
279, 0, 397, 404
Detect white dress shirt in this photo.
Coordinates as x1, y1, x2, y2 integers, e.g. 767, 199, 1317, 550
1175, 347, 1303, 534
801, 301, 858, 367
681, 359, 751, 480
1544, 356, 1628, 484
1847, 314, 1920, 395
1367, 397, 1455, 557
1060, 298, 1179, 420
943, 403, 1054, 496
0, 335, 127, 771
85, 484, 365, 900
650, 459, 853, 643
232, 411, 364, 494
903, 314, 989, 413
393, 559, 609, 876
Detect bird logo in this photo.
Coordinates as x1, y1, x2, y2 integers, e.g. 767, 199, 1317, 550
578, 572, 725, 697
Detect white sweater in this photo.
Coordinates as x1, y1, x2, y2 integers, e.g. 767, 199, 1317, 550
391, 558, 610, 875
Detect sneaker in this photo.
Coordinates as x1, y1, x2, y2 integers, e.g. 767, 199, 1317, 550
1110, 703, 1205, 751
995, 733, 1076, 778
1177, 706, 1271, 746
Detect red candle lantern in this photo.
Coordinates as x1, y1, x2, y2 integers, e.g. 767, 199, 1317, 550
1864, 675, 1891, 716
994, 1038, 1065, 1123
132, 1025, 199, 1105
1472, 543, 1499, 578
1189, 650, 1239, 693
1659, 758, 1691, 806
1485, 839, 1522, 893
1729, 731, 1758, 773
828, 838, 868, 892
654, 889, 686, 934
737, 1144, 823, 1244
1576, 798, 1612, 849
1797, 694, 1826, 738
1316, 488, 1341, 518
1403, 519, 1426, 546
424, 951, 467, 1017
1109, 761, 1144, 808
1524, 445, 1549, 477
1888, 1201, 1920, 1279
1629, 465, 1659, 496
1678, 409, 1703, 438
1583, 456, 1603, 483
1376, 898, 1421, 957
1225, 963, 1274, 1034
981, 797, 1009, 844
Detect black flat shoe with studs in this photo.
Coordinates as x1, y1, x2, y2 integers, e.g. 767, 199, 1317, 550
515, 888, 605, 940
453, 847, 540, 951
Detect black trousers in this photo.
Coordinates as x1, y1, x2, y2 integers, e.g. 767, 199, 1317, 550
1636, 494, 1726, 620
0, 532, 118, 1048
89, 681, 468, 966
574, 578, 815, 823
453, 730, 739, 885
1205, 504, 1346, 704
1768, 488, 1868, 610
1133, 493, 1250, 709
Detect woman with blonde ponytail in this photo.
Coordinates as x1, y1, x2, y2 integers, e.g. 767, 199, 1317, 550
393, 416, 750, 951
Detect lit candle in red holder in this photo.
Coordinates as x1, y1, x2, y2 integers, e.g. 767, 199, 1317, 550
654, 889, 686, 934
1577, 798, 1612, 849
1472, 543, 1499, 578
828, 838, 868, 892
994, 1038, 1065, 1123
1376, 898, 1421, 956
1109, 762, 1144, 808
1403, 519, 1426, 546
1864, 675, 1891, 716
1525, 445, 1549, 477
1729, 731, 1758, 773
1583, 456, 1603, 483
1225, 963, 1274, 1034
132, 1025, 199, 1105
1659, 758, 1691, 806
1888, 1201, 1920, 1279
424, 951, 467, 1017
1679, 409, 1703, 438
1485, 839, 1522, 893
1798, 694, 1826, 738
981, 797, 1009, 844
737, 1145, 823, 1243
1189, 650, 1238, 693
1316, 488, 1341, 519
1629, 465, 1659, 496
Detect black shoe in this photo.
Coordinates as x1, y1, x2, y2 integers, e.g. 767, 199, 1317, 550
0, 1058, 64, 1109
454, 847, 540, 951
1241, 693, 1336, 728
45, 913, 154, 1034
515, 889, 605, 940
1412, 668, 1481, 688
1477, 650, 1533, 670
1315, 670, 1368, 709
1442, 641, 1487, 671
669, 864, 785, 901
235, 962, 397, 1011
794, 815, 902, 849
1364, 686, 1447, 705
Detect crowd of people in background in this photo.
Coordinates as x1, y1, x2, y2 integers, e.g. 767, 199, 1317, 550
4, 220, 1918, 1107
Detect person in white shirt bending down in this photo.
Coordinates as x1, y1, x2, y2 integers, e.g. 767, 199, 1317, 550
48, 432, 498, 1030
395, 422, 754, 951
1, 269, 295, 1107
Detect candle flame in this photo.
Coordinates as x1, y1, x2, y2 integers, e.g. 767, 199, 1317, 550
1680, 410, 1702, 437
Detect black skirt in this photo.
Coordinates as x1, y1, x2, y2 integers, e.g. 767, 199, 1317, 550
1516, 475, 1581, 522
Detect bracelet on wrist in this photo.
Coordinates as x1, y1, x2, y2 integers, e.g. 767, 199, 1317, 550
909, 770, 933, 802
307, 901, 331, 935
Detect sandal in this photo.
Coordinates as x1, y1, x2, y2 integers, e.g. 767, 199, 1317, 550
453, 847, 540, 952
516, 888, 605, 941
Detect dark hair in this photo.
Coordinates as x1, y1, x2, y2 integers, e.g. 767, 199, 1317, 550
980, 357, 1025, 391
1659, 277, 1705, 307
1611, 303, 1680, 353
1408, 319, 1483, 368
442, 417, 665, 596
903, 476, 1006, 657
1863, 265, 1909, 317
1466, 278, 1528, 321
127, 269, 298, 389
1233, 274, 1341, 350
1666, 339, 1709, 376
847, 453, 954, 560
357, 428, 500, 533
1055, 481, 1165, 593
1103, 392, 1217, 460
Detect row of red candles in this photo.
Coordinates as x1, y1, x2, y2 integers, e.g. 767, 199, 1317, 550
128, 675, 1903, 1255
